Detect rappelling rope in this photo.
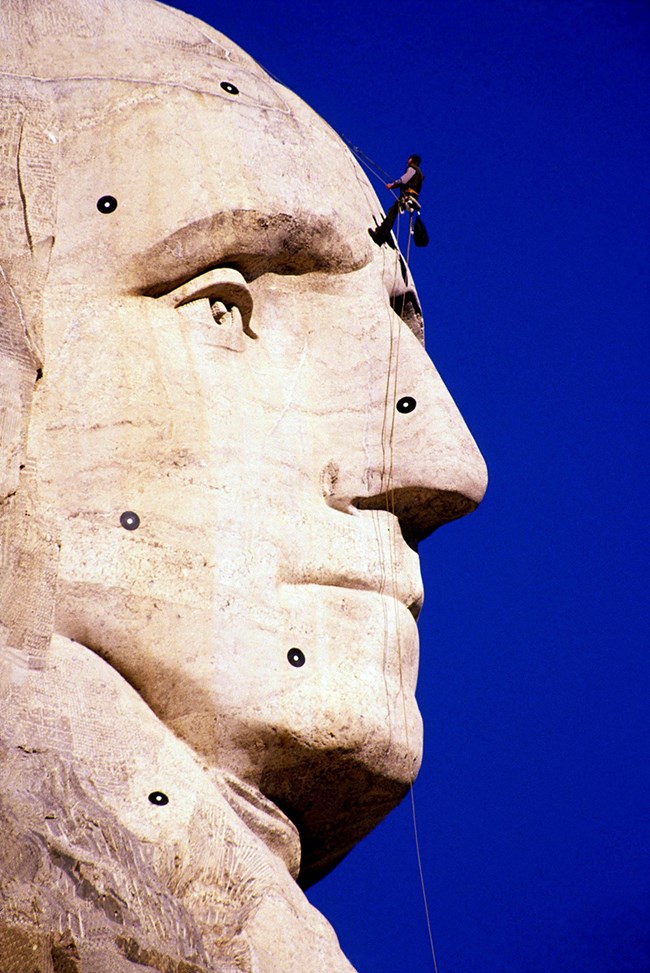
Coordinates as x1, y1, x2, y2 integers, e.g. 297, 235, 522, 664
393, 216, 438, 973
252, 66, 400, 202
217, 46, 437, 966
341, 135, 401, 201
346, 141, 393, 181
374, 194, 440, 973
327, 125, 440, 970
346, 132, 440, 971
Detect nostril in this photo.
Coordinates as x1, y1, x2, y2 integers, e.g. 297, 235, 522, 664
408, 599, 422, 622
354, 487, 479, 545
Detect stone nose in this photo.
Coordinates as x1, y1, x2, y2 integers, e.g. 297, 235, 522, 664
324, 327, 487, 545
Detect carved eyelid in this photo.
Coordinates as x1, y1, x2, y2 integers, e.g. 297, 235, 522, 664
158, 268, 255, 335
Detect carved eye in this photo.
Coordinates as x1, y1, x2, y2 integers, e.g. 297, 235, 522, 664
157, 269, 257, 348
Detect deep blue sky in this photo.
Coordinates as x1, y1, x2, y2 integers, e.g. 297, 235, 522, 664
169, 2, 649, 970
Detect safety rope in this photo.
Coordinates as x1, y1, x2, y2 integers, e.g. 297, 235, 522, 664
376, 194, 440, 973
339, 135, 393, 182
340, 135, 401, 201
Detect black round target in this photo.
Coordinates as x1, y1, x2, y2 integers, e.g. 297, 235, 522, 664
120, 511, 140, 531
97, 195, 118, 213
148, 791, 169, 806
220, 81, 239, 95
287, 648, 306, 668
396, 396, 417, 413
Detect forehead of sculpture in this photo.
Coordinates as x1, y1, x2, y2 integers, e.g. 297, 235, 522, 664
1, 0, 381, 287
0, 0, 260, 81
42, 82, 372, 296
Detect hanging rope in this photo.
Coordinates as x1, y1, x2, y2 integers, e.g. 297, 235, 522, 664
245, 52, 437, 964
324, 121, 441, 971
339, 135, 393, 182
340, 135, 401, 200
373, 191, 440, 973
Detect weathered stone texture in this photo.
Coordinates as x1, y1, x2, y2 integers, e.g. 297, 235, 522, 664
0, 1, 486, 969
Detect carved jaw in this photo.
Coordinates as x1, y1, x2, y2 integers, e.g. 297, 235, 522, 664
0, 632, 356, 970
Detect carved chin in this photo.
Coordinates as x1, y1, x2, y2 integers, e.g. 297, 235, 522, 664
257, 718, 423, 889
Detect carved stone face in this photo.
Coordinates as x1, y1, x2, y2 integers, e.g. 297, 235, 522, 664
3, 0, 486, 881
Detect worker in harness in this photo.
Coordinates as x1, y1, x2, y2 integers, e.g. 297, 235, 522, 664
368, 154, 428, 248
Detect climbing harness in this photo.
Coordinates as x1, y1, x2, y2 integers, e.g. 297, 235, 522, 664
344, 138, 429, 253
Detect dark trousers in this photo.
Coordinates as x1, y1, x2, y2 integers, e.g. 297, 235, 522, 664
371, 200, 401, 245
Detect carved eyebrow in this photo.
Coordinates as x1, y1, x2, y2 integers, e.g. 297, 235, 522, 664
131, 209, 371, 297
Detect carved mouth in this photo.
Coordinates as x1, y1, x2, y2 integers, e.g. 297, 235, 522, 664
282, 576, 423, 623
281, 507, 424, 622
